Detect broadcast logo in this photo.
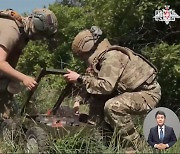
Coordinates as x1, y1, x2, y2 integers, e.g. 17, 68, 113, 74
153, 5, 180, 25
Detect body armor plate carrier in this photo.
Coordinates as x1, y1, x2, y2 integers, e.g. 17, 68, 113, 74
92, 45, 157, 91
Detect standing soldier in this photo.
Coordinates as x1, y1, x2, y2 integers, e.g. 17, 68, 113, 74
64, 26, 161, 153
0, 8, 58, 119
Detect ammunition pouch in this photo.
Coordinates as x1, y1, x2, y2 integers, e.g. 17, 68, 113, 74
0, 9, 24, 28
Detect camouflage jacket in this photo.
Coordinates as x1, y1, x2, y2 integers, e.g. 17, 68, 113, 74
75, 39, 158, 103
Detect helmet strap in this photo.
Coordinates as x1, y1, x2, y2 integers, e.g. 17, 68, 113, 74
89, 34, 104, 53
24, 17, 38, 39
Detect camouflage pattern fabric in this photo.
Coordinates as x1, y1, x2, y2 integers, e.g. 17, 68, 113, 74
31, 8, 58, 35
76, 80, 160, 149
81, 39, 158, 94
104, 80, 161, 149
74, 39, 161, 150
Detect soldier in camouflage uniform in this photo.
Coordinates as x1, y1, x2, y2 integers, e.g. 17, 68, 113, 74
64, 26, 161, 152
0, 9, 58, 119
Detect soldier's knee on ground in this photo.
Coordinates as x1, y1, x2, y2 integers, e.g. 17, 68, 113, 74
124, 134, 145, 153
104, 97, 143, 150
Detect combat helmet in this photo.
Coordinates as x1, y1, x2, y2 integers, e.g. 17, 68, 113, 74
72, 26, 102, 56
30, 8, 58, 37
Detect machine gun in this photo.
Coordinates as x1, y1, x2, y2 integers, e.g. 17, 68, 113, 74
1, 68, 94, 154
20, 68, 71, 115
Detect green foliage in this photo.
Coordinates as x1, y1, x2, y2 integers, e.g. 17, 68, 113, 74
142, 43, 180, 113
12, 1, 180, 153
53, 133, 108, 153
17, 0, 180, 76
79, 0, 180, 50
1, 127, 180, 153
17, 41, 54, 76
48, 4, 92, 69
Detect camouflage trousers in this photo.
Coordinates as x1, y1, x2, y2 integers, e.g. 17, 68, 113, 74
104, 82, 161, 150
86, 81, 161, 150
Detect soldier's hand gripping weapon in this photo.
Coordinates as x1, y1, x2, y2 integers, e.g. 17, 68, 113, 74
20, 68, 72, 115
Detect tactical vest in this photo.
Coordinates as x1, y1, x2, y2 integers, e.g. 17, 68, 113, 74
92, 45, 157, 91
0, 9, 24, 31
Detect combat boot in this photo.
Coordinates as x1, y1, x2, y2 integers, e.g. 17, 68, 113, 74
125, 147, 137, 154
124, 132, 145, 153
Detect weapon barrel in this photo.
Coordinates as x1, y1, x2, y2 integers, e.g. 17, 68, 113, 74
20, 68, 68, 115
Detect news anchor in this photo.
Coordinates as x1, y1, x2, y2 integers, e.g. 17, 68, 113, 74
147, 110, 177, 150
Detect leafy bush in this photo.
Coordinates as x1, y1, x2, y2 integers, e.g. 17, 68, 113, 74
142, 43, 180, 114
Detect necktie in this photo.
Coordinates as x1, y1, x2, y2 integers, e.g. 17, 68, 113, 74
159, 127, 164, 142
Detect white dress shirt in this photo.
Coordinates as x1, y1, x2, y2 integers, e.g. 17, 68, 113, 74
154, 125, 169, 148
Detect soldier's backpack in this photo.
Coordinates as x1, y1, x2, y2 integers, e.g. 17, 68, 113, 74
0, 9, 24, 31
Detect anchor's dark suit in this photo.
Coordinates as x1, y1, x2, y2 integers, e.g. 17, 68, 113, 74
147, 125, 177, 148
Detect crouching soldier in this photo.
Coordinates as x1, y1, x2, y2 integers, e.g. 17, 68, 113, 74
64, 26, 161, 153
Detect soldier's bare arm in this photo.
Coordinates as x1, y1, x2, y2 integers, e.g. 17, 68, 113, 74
0, 46, 37, 90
